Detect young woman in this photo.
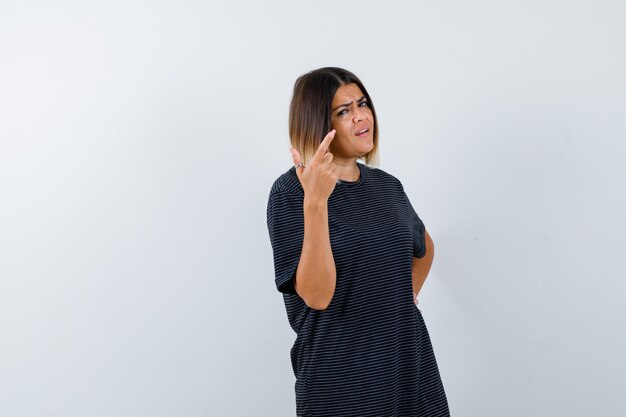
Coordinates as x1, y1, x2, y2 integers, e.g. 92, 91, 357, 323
267, 67, 450, 416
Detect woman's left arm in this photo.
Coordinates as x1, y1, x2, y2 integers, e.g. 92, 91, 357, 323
412, 229, 435, 300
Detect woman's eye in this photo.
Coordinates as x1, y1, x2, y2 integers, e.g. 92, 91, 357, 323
359, 101, 368, 107
338, 110, 348, 116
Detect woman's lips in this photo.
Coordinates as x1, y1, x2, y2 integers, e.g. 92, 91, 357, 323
356, 128, 370, 137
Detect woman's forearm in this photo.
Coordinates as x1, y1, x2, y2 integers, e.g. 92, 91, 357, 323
294, 197, 337, 310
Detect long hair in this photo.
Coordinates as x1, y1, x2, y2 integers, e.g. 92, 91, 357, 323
289, 67, 379, 166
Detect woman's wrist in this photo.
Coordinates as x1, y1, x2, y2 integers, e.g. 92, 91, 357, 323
304, 196, 328, 211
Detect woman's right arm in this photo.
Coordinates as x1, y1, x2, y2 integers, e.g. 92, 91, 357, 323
295, 197, 336, 310
290, 130, 338, 311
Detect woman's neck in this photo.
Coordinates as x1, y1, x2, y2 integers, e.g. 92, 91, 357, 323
333, 157, 360, 182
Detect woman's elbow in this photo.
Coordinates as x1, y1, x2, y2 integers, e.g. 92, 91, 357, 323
294, 274, 336, 311
301, 291, 334, 311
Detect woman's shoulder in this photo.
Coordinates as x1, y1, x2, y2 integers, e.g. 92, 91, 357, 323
269, 166, 304, 197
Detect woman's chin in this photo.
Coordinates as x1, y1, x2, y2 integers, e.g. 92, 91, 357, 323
358, 143, 374, 155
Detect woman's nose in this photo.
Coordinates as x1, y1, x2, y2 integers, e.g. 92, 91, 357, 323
353, 107, 365, 122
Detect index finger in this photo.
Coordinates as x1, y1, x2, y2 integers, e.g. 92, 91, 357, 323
314, 129, 336, 158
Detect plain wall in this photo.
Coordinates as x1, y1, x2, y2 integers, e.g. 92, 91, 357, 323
1, 1, 625, 416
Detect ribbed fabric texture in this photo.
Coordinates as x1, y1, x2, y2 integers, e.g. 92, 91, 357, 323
267, 162, 450, 417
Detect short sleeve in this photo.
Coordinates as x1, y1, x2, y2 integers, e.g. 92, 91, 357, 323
403, 190, 427, 259
266, 191, 304, 294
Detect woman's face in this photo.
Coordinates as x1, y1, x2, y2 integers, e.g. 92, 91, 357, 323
329, 83, 375, 160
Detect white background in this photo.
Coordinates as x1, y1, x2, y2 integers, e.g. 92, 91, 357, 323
1, 1, 625, 416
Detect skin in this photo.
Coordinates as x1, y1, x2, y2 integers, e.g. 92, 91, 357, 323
327, 83, 375, 181
290, 83, 435, 310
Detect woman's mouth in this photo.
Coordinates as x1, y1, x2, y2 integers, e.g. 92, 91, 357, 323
356, 128, 370, 137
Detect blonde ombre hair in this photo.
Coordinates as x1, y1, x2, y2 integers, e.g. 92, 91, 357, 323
289, 67, 379, 166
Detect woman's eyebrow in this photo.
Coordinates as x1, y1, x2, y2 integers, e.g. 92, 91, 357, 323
332, 96, 367, 111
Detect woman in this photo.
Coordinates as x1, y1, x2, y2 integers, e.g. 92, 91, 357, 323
267, 67, 450, 416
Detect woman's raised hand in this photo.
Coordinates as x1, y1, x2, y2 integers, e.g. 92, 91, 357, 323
290, 129, 338, 202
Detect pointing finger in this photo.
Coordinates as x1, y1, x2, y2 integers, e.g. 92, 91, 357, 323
314, 129, 336, 159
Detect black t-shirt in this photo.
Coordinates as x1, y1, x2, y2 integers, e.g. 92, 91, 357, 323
267, 162, 449, 416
